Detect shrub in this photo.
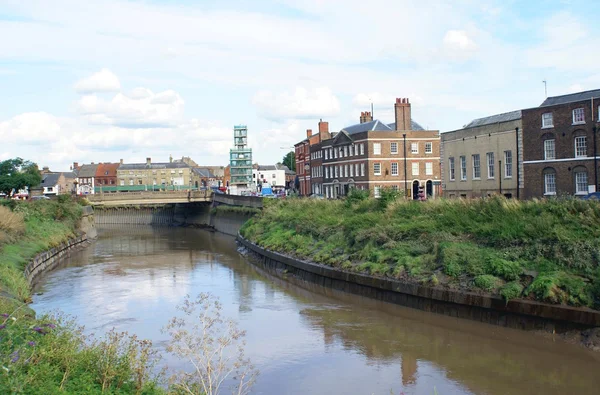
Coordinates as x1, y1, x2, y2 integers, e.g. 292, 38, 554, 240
485, 256, 522, 281
345, 188, 370, 207
377, 187, 401, 211
474, 275, 501, 292
500, 281, 524, 303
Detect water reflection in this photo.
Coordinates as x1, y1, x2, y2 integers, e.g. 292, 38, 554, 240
31, 226, 600, 395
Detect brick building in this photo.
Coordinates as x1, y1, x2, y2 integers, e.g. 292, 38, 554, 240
321, 98, 440, 199
522, 89, 600, 198
294, 135, 310, 195
294, 120, 330, 196
95, 162, 120, 190
441, 111, 523, 198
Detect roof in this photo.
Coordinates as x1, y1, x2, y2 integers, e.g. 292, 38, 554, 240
95, 163, 120, 177
192, 168, 215, 178
342, 120, 393, 135
41, 173, 60, 186
256, 164, 291, 172
62, 172, 77, 179
118, 162, 190, 170
386, 120, 425, 131
540, 89, 600, 107
463, 110, 522, 128
77, 164, 98, 178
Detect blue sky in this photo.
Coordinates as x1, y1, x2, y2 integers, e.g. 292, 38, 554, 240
1, 0, 599, 170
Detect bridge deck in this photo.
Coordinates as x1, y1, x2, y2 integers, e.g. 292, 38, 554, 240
86, 190, 213, 206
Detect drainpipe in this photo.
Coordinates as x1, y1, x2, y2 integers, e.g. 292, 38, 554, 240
594, 125, 598, 192
403, 134, 408, 197
515, 127, 520, 199
499, 160, 502, 195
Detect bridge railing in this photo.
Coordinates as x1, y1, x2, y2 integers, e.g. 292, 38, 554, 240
87, 190, 213, 202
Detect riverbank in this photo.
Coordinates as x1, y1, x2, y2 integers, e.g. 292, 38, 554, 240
240, 194, 600, 311
0, 198, 164, 393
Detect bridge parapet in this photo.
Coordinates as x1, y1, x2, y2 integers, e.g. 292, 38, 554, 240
212, 194, 263, 209
87, 190, 213, 205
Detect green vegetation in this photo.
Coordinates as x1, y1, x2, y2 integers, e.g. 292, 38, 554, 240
0, 158, 42, 197
241, 194, 600, 309
0, 198, 83, 302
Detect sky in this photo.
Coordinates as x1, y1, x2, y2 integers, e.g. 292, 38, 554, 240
1, 0, 600, 171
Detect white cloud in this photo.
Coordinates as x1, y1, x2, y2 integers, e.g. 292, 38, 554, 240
76, 89, 185, 128
443, 30, 478, 54
253, 87, 340, 122
74, 68, 121, 93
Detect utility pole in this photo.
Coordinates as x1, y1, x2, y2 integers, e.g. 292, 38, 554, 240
594, 125, 598, 192
499, 160, 502, 195
543, 80, 547, 98
403, 134, 408, 198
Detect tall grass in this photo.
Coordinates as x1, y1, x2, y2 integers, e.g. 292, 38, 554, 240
241, 196, 600, 309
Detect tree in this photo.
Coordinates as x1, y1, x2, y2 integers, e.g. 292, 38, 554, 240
0, 158, 42, 196
282, 151, 295, 172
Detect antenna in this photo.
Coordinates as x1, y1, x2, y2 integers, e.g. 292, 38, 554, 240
542, 80, 547, 98
371, 101, 374, 118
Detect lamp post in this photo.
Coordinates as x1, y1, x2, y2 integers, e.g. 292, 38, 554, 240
515, 127, 520, 199
403, 134, 408, 198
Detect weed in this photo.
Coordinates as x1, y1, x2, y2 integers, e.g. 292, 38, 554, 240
473, 275, 501, 292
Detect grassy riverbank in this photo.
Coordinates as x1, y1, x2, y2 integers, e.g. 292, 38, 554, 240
0, 198, 165, 393
240, 194, 600, 310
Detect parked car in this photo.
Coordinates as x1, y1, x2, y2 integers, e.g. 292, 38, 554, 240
31, 195, 51, 200
581, 192, 600, 200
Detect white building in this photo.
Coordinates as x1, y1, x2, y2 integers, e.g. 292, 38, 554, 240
252, 164, 290, 191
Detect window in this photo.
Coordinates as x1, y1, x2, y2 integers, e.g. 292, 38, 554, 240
425, 142, 432, 154
161, 178, 166, 184
598, 105, 600, 121
345, 165, 349, 177
460, 156, 467, 180
350, 164, 354, 177
329, 148, 333, 159
544, 173, 556, 195
504, 151, 513, 178
272, 174, 276, 178
575, 171, 588, 194
374, 163, 381, 175
575, 136, 587, 157
412, 162, 419, 176
411, 143, 418, 154
325, 167, 329, 179
392, 185, 399, 192
486, 152, 495, 178
391, 162, 398, 176
425, 162, 433, 175
544, 139, 555, 160
349, 146, 353, 156
324, 150, 328, 160
360, 163, 365, 176
360, 144, 364, 155
153, 178, 157, 185
542, 112, 553, 128
374, 186, 381, 198
449, 157, 455, 181
573, 108, 585, 124
391, 142, 398, 154
334, 149, 338, 159
129, 179, 134, 186
472, 154, 481, 179
120, 180, 124, 186
373, 143, 381, 155
335, 166, 338, 178
344, 146, 349, 157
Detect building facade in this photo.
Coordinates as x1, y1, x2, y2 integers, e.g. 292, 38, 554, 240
76, 164, 98, 195
117, 158, 192, 189
95, 163, 120, 191
294, 133, 311, 195
522, 89, 600, 198
321, 98, 441, 199
252, 164, 291, 191
229, 125, 253, 195
441, 111, 523, 199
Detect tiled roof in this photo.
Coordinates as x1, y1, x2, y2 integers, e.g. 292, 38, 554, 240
77, 164, 98, 178
192, 168, 215, 178
463, 110, 522, 128
119, 162, 190, 170
386, 120, 425, 131
62, 172, 77, 179
342, 120, 393, 135
41, 173, 60, 186
540, 89, 600, 107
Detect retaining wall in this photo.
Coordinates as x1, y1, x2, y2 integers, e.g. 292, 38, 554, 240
24, 235, 90, 285
238, 235, 600, 333
94, 206, 176, 225
213, 194, 263, 209
211, 211, 255, 236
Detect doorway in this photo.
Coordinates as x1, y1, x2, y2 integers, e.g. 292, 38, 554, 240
412, 180, 419, 200
426, 180, 433, 197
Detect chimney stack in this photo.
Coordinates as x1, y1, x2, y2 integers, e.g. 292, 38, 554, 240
119, 159, 123, 165
73, 162, 79, 170
306, 129, 313, 139
42, 166, 50, 174
394, 98, 412, 131
169, 154, 173, 163
359, 111, 373, 124
146, 157, 151, 166
318, 119, 330, 141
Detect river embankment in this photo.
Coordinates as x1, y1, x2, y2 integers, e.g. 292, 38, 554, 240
239, 194, 600, 334
0, 197, 164, 393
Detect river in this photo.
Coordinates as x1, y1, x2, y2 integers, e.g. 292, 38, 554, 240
31, 226, 600, 395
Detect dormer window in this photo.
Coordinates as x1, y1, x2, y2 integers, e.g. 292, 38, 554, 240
542, 112, 553, 128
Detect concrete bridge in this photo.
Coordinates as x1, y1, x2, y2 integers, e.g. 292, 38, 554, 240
87, 190, 213, 206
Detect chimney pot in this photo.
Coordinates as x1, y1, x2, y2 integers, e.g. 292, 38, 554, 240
119, 159, 123, 164
306, 129, 312, 138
